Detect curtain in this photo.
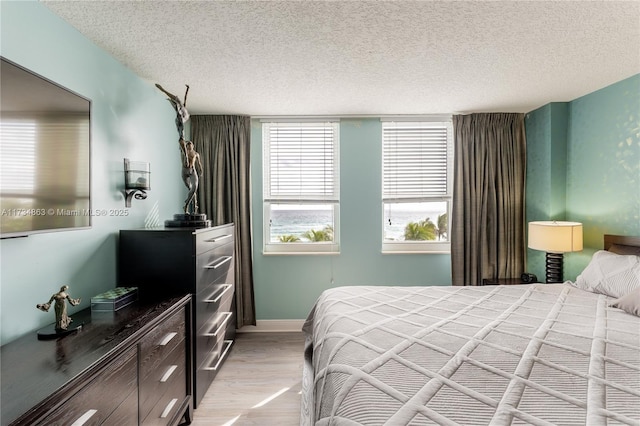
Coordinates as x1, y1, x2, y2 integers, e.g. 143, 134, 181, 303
451, 113, 526, 286
191, 115, 256, 327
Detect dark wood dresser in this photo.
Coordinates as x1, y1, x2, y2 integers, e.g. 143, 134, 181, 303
0, 295, 192, 426
118, 224, 235, 408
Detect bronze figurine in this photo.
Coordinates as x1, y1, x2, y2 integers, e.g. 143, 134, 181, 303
180, 138, 203, 214
37, 285, 81, 331
156, 83, 203, 215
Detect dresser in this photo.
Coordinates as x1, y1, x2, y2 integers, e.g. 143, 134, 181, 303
0, 295, 192, 426
118, 224, 235, 408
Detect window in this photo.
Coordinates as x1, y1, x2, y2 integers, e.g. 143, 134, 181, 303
382, 119, 453, 253
263, 121, 340, 253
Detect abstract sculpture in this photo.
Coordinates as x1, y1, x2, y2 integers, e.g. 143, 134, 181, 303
156, 83, 211, 228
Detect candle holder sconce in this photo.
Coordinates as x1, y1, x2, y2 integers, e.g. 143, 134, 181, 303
124, 158, 150, 208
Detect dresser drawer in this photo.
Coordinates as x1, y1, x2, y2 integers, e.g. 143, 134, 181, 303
195, 339, 233, 400
139, 309, 186, 382
140, 343, 188, 425
195, 226, 234, 255
195, 310, 233, 368
195, 242, 234, 290
34, 347, 137, 426
195, 279, 234, 332
141, 384, 186, 426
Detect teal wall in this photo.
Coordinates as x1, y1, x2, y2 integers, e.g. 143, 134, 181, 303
0, 2, 184, 344
526, 74, 640, 282
250, 118, 452, 320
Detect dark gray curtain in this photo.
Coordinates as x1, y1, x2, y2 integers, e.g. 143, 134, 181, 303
451, 113, 526, 286
191, 115, 256, 327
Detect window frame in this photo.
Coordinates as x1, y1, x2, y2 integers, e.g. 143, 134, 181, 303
381, 117, 453, 254
262, 120, 340, 254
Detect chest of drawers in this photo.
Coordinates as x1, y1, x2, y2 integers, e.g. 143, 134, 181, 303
1, 296, 191, 426
118, 224, 235, 408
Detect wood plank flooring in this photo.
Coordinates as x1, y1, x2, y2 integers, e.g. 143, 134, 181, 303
191, 332, 305, 426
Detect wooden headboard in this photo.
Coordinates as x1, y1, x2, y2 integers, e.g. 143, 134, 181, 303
604, 234, 640, 256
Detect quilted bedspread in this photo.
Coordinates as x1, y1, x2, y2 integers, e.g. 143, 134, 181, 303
301, 284, 640, 425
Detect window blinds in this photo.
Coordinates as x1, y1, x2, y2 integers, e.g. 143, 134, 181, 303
382, 121, 450, 202
264, 122, 339, 202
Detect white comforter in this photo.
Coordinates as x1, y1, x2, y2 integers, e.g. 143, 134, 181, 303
302, 284, 640, 425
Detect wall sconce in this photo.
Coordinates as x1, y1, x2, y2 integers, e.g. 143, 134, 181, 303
528, 221, 583, 283
124, 158, 150, 208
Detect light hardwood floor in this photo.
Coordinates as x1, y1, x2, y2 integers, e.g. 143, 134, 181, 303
191, 332, 306, 426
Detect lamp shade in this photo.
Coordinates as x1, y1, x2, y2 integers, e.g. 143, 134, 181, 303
528, 221, 583, 253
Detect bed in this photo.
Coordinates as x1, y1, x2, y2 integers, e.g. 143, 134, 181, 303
301, 235, 640, 425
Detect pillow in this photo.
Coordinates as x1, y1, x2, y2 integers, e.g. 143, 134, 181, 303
573, 250, 640, 298
609, 287, 640, 317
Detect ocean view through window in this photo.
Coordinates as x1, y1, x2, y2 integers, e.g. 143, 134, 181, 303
268, 204, 334, 243
384, 202, 448, 242
268, 203, 445, 243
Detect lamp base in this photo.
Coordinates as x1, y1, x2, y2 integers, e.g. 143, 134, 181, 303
545, 252, 564, 283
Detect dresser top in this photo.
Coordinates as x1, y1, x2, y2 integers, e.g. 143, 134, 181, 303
122, 222, 233, 233
0, 295, 190, 426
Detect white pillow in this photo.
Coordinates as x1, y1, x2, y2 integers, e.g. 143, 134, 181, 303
573, 250, 640, 298
609, 287, 640, 317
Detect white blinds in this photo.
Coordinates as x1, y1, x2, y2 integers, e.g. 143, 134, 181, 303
382, 121, 451, 201
264, 122, 339, 202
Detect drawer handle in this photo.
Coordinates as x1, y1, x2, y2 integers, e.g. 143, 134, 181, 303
203, 312, 232, 337
204, 284, 233, 304
204, 256, 232, 270
204, 340, 233, 371
204, 234, 232, 243
158, 332, 177, 346
71, 409, 98, 426
160, 398, 178, 419
160, 365, 178, 383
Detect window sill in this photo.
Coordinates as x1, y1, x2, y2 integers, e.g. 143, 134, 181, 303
382, 241, 450, 253
262, 251, 340, 256
381, 250, 450, 255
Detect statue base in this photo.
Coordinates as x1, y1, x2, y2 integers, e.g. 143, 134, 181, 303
165, 213, 212, 228
37, 322, 84, 340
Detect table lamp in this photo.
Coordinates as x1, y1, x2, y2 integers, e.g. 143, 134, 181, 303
528, 221, 583, 283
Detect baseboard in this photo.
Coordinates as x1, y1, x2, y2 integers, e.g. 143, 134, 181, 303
238, 319, 305, 333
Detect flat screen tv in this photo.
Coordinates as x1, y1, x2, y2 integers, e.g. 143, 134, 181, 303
0, 57, 91, 238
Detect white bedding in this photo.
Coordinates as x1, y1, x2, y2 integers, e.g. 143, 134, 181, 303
301, 284, 640, 425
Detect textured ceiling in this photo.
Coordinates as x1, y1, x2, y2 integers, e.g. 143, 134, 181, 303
42, 1, 640, 116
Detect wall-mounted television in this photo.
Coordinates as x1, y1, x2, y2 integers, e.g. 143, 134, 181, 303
1, 57, 91, 239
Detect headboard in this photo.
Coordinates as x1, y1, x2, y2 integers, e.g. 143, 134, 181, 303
604, 234, 640, 256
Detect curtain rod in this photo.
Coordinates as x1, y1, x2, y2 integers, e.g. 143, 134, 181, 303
254, 114, 453, 121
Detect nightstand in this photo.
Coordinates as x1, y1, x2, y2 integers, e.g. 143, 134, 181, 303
482, 278, 535, 286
